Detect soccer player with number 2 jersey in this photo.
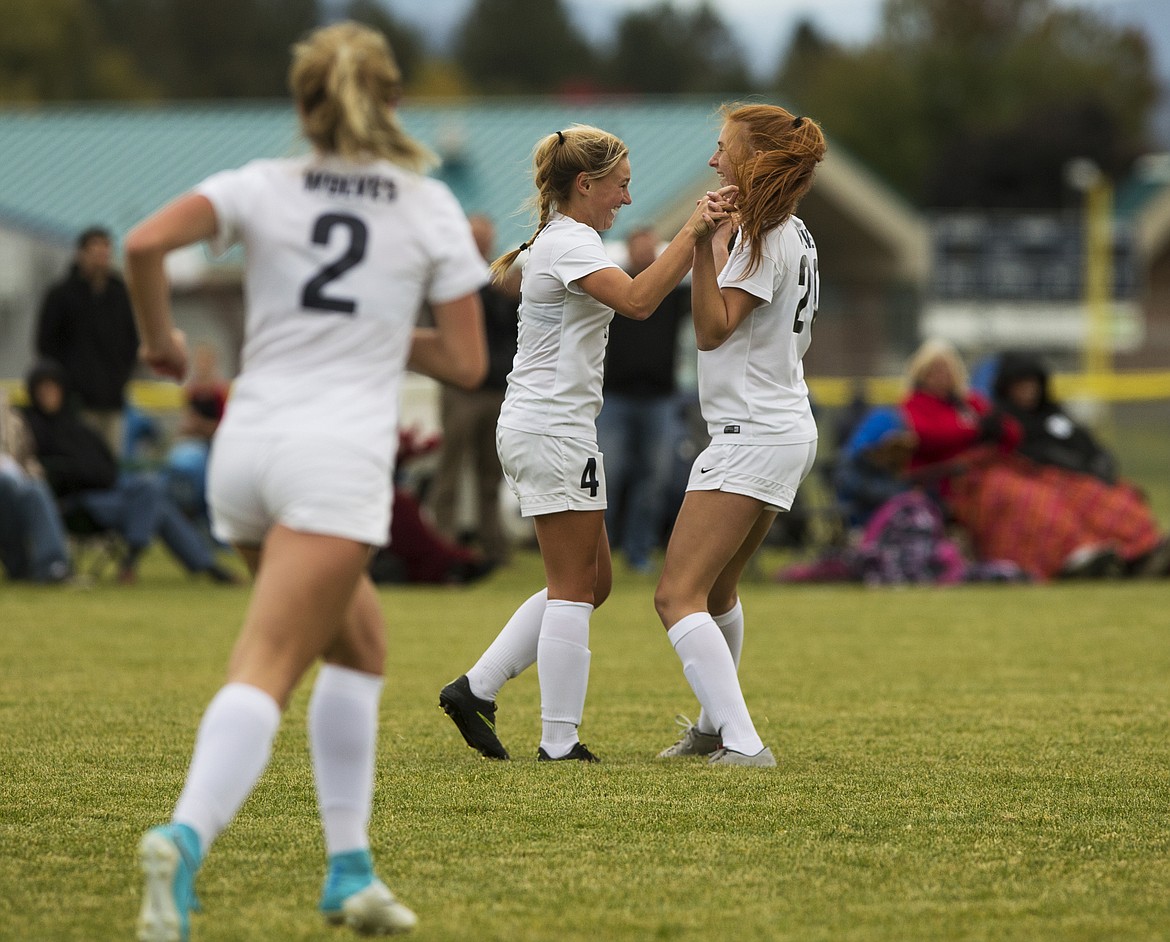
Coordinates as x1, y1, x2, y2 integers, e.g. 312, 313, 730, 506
124, 22, 488, 940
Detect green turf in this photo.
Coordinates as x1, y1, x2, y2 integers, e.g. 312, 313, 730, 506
2, 551, 1169, 941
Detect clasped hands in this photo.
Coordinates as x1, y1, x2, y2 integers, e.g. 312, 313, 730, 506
690, 185, 739, 240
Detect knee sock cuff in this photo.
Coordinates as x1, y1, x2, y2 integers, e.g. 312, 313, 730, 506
545, 599, 594, 615
221, 681, 282, 723
313, 664, 385, 700
537, 635, 590, 656
539, 599, 594, 645
712, 599, 743, 627
667, 612, 714, 648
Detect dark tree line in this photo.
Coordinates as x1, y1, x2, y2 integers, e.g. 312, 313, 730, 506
775, 0, 1158, 208
1, 0, 753, 102
89, 0, 319, 98
450, 0, 750, 96
1, 0, 1159, 210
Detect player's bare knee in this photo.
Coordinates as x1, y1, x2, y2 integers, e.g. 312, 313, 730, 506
653, 584, 678, 626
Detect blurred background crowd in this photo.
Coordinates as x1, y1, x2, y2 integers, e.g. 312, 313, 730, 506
1, 0, 1168, 586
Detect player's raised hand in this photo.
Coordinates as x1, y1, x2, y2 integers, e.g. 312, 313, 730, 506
689, 186, 737, 242
707, 185, 739, 208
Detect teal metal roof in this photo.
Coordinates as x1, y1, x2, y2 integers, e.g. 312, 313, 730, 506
0, 99, 730, 255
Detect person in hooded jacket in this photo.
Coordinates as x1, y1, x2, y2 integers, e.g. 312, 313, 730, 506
992, 351, 1169, 576
901, 340, 1169, 580
21, 360, 236, 585
993, 352, 1117, 481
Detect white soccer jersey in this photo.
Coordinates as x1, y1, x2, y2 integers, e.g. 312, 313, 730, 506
197, 155, 487, 461
698, 215, 820, 444
497, 213, 620, 440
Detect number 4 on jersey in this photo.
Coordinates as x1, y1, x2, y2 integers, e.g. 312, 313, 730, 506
580, 457, 600, 497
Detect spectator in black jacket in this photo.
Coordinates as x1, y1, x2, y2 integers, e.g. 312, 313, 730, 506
596, 226, 690, 573
992, 351, 1117, 483
36, 227, 139, 454
22, 360, 237, 585
993, 351, 1170, 576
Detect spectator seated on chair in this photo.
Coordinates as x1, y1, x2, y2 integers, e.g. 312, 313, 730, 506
122, 404, 164, 470
902, 340, 1167, 581
832, 406, 916, 529
991, 351, 1170, 577
163, 348, 228, 537
0, 390, 72, 583
21, 360, 237, 585
368, 428, 496, 586
777, 404, 1028, 586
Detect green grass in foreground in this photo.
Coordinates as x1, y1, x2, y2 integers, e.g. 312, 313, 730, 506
2, 551, 1169, 942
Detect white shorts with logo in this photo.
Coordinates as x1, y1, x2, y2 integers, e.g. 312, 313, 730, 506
496, 426, 607, 517
208, 432, 392, 547
686, 439, 818, 512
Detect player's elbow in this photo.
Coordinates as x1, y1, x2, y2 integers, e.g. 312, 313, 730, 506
614, 299, 656, 321
123, 225, 164, 264
614, 283, 665, 320
695, 329, 728, 351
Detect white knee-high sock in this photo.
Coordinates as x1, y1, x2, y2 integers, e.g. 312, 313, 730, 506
466, 589, 547, 701
308, 664, 383, 857
172, 682, 282, 854
537, 599, 593, 757
697, 600, 744, 735
668, 612, 763, 756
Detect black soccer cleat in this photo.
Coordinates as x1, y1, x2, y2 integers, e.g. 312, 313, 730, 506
439, 675, 509, 760
536, 742, 600, 763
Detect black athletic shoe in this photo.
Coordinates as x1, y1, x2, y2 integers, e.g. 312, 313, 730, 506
536, 742, 600, 763
438, 675, 509, 760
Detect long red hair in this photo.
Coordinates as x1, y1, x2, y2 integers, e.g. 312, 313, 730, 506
724, 103, 826, 275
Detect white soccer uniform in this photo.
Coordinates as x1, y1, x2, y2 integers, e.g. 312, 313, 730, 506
197, 155, 487, 544
498, 213, 620, 439
496, 213, 620, 516
688, 215, 820, 509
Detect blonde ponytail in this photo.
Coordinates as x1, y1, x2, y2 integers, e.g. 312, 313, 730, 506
290, 22, 436, 172
489, 125, 628, 284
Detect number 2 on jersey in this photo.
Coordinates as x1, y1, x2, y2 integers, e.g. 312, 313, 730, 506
301, 212, 369, 314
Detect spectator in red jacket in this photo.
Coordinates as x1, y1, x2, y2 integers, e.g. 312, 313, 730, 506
901, 339, 1164, 580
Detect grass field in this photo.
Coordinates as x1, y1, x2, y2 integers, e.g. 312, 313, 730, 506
2, 548, 1170, 942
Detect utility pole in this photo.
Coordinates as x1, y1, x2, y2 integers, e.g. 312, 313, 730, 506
1065, 158, 1114, 386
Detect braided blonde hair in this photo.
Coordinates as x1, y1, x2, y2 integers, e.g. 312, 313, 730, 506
489, 125, 628, 283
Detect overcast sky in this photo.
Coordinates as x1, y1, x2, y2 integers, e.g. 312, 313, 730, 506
382, 0, 1170, 81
